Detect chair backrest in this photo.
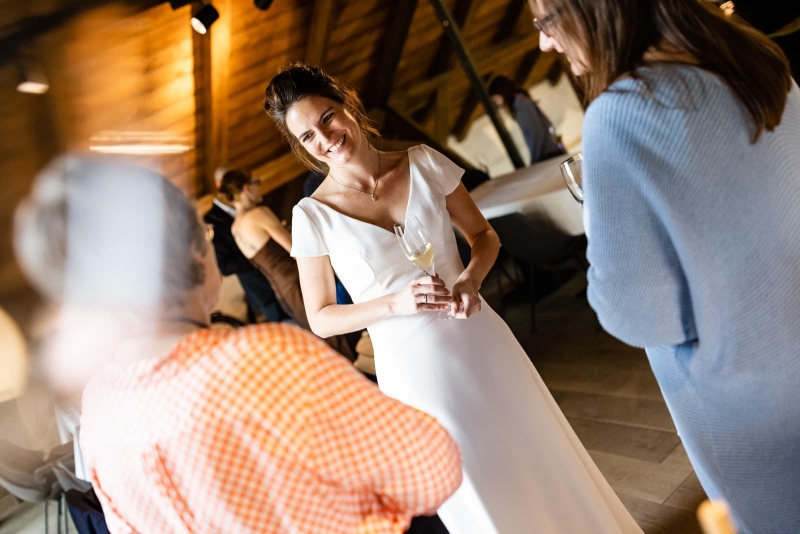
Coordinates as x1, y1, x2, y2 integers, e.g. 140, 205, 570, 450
53, 460, 93, 493
489, 213, 583, 266
0, 439, 76, 502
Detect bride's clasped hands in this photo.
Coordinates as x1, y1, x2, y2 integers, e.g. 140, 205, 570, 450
390, 274, 454, 316
449, 274, 481, 319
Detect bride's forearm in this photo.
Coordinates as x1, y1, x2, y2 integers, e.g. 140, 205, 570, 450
458, 228, 500, 289
306, 294, 399, 338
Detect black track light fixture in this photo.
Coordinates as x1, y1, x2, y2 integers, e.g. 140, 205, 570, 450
191, 4, 219, 34
254, 0, 273, 10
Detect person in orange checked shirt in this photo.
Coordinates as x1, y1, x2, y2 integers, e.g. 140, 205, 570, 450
13, 154, 462, 534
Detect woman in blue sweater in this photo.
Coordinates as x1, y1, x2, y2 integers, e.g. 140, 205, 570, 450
526, 0, 800, 532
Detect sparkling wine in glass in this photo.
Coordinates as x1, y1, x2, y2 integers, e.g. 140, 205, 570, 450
560, 153, 584, 204
394, 216, 435, 275
394, 216, 452, 318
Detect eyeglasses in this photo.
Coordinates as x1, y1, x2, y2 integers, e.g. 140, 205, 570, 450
533, 11, 559, 36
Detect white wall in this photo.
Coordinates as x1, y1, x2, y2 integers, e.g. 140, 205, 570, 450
447, 74, 584, 177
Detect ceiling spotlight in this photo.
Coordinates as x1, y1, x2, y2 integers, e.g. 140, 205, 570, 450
16, 57, 49, 95
191, 4, 219, 34
254, 0, 273, 10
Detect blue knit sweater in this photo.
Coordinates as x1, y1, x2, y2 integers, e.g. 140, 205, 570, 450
583, 64, 800, 534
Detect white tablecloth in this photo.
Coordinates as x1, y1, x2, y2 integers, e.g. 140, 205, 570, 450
470, 156, 584, 236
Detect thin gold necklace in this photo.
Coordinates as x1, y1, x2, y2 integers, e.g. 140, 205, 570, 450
329, 149, 381, 201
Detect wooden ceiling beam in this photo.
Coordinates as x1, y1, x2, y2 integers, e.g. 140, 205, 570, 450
411, 0, 476, 125
384, 106, 475, 170
427, 0, 524, 168
451, 78, 483, 140
208, 0, 232, 187
514, 47, 541, 85
491, 0, 527, 44
193, 21, 214, 196
251, 151, 308, 193
452, 46, 540, 140
427, 0, 476, 76
305, 0, 338, 67
362, 0, 418, 110
393, 32, 538, 103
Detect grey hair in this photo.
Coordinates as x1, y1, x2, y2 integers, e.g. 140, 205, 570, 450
14, 154, 207, 310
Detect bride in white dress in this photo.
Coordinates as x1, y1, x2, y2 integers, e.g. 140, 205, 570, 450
264, 63, 642, 534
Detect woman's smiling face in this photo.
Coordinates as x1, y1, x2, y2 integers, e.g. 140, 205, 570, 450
284, 96, 365, 168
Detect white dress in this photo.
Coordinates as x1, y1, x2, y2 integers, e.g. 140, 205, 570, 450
292, 145, 642, 534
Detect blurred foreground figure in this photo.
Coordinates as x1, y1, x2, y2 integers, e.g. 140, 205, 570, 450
528, 0, 800, 531
13, 155, 462, 534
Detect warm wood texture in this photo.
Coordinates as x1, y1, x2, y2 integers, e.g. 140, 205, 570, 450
0, 0, 564, 299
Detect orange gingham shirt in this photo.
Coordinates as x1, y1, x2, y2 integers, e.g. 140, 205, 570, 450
80, 323, 462, 533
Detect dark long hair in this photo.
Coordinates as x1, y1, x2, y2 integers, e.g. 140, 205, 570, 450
488, 75, 530, 116
532, 0, 791, 141
264, 62, 379, 174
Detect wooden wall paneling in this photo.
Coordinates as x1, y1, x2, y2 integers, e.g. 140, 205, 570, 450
41, 3, 198, 188
0, 57, 63, 297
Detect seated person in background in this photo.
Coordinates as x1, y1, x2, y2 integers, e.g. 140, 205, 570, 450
13, 155, 462, 534
488, 75, 566, 164
204, 165, 284, 322
221, 168, 355, 360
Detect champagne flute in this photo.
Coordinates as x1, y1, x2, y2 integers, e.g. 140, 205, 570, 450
394, 216, 452, 319
560, 153, 583, 204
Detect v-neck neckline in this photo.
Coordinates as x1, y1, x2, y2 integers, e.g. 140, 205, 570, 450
303, 146, 418, 236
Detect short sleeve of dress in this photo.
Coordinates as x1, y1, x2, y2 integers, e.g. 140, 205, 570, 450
416, 144, 465, 196
291, 202, 329, 258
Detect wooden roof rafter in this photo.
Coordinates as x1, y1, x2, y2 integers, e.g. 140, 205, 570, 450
305, 0, 339, 67
362, 0, 419, 110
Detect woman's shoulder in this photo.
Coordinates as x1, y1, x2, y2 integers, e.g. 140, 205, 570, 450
587, 64, 716, 128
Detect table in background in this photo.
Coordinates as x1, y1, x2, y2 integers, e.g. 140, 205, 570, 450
470, 155, 584, 236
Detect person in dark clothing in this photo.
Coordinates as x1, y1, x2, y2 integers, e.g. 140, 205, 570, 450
204, 170, 284, 322
488, 75, 566, 164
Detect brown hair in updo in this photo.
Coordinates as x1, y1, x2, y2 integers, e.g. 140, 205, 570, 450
218, 169, 252, 203
264, 62, 379, 174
